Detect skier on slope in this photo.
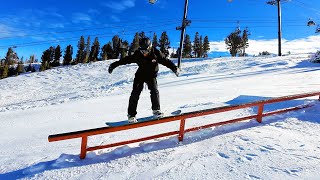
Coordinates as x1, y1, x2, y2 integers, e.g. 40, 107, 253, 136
108, 37, 180, 123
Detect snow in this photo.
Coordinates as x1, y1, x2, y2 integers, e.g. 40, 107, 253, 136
0, 54, 320, 180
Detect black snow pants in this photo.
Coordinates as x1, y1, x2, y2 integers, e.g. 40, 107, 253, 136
128, 76, 160, 117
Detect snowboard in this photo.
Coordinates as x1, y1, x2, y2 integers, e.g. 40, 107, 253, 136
106, 110, 182, 127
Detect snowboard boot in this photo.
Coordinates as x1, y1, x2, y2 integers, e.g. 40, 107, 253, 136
127, 115, 138, 123
153, 110, 164, 118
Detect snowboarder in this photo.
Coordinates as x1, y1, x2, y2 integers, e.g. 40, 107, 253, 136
108, 37, 179, 123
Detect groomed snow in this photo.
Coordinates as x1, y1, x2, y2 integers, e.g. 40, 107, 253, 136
0, 54, 320, 179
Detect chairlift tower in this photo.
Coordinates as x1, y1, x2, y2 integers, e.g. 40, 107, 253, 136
267, 0, 289, 56
149, 0, 190, 68
176, 0, 191, 68
149, 0, 233, 68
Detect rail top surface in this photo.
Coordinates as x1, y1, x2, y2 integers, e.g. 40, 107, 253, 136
48, 91, 320, 142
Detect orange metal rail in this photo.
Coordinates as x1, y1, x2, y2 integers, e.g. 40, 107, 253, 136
48, 91, 320, 159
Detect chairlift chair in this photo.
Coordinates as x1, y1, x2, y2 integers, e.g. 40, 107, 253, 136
316, 25, 320, 33
149, 0, 157, 4
307, 19, 316, 26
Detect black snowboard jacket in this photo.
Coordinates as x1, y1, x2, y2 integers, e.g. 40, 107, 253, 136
111, 47, 178, 79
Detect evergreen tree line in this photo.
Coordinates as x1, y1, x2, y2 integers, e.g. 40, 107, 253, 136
0, 31, 210, 79
0, 47, 34, 79
40, 31, 180, 71
174, 32, 211, 58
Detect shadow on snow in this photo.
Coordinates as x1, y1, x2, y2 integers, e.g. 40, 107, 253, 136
1, 95, 319, 179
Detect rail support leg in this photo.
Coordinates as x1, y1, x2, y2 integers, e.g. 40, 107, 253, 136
257, 104, 264, 123
178, 119, 186, 141
80, 136, 88, 159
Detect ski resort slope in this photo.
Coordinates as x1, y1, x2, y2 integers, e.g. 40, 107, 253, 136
0, 55, 320, 180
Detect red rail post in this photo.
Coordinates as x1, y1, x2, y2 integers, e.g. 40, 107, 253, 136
80, 136, 88, 159
178, 119, 186, 141
257, 104, 264, 123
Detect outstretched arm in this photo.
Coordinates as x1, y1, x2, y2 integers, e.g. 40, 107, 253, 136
156, 49, 179, 76
108, 53, 137, 74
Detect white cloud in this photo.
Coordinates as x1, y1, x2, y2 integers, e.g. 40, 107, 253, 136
48, 23, 65, 29
72, 13, 92, 24
111, 15, 121, 22
209, 40, 226, 52
50, 12, 64, 18
208, 35, 320, 55
103, 0, 136, 11
88, 9, 100, 15
0, 24, 25, 38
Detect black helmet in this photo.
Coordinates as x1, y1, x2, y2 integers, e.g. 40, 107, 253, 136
139, 37, 151, 50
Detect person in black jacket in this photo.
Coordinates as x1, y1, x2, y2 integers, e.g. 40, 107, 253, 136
108, 37, 179, 123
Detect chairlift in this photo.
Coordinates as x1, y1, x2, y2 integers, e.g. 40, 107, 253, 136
266, 0, 277, 5
307, 19, 316, 26
149, 0, 157, 4
316, 25, 320, 33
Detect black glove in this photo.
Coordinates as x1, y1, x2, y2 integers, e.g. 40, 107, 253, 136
108, 63, 116, 74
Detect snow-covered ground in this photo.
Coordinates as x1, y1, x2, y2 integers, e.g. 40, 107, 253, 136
0, 54, 320, 180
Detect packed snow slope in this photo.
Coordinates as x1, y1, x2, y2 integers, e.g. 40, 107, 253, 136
0, 54, 320, 180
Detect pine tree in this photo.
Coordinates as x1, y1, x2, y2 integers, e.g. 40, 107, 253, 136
26, 63, 35, 72
0, 64, 9, 79
100, 42, 113, 60
224, 28, 249, 57
120, 40, 129, 58
139, 31, 146, 39
159, 31, 170, 58
193, 32, 200, 58
76, 36, 85, 64
29, 55, 35, 63
203, 36, 210, 57
225, 29, 242, 57
16, 61, 25, 75
241, 28, 250, 56
170, 47, 175, 58
129, 33, 140, 55
112, 35, 121, 59
83, 36, 91, 63
94, 37, 100, 61
152, 33, 158, 48
40, 49, 50, 71
199, 35, 204, 58
8, 66, 16, 76
39, 47, 55, 70
48, 46, 55, 67
5, 47, 18, 65
63, 45, 73, 65
89, 37, 100, 62
0, 60, 9, 79
52, 45, 61, 67
182, 34, 192, 58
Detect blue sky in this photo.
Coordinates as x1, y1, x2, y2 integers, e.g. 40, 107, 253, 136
0, 0, 320, 60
